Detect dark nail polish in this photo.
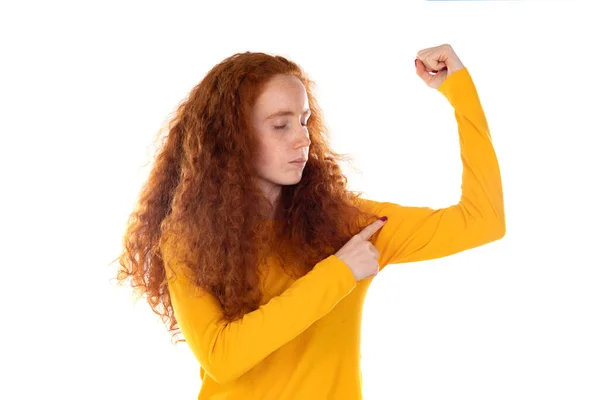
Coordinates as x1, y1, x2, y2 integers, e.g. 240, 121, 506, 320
380, 216, 388, 222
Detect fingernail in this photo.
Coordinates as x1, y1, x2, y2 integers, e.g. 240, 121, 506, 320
380, 216, 388, 222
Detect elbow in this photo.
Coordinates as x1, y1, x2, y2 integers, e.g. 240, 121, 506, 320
486, 217, 505, 242
481, 203, 505, 241
190, 326, 245, 385
200, 357, 241, 385
473, 215, 505, 246
202, 350, 246, 385
493, 213, 506, 239
206, 366, 238, 386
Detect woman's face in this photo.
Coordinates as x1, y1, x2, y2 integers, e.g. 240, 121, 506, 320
251, 74, 311, 202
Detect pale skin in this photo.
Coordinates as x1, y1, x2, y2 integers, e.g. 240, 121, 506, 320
251, 43, 465, 279
415, 43, 465, 89
250, 74, 312, 218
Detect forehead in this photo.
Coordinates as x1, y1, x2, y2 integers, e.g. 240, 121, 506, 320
254, 75, 309, 116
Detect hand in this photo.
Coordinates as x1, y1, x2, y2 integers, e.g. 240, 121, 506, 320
334, 217, 387, 281
415, 43, 465, 90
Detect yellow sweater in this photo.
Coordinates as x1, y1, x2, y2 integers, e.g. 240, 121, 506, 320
161, 67, 505, 399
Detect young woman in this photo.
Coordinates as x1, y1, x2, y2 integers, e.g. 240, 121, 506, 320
115, 43, 505, 399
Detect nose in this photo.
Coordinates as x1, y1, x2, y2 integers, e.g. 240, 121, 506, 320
293, 125, 311, 149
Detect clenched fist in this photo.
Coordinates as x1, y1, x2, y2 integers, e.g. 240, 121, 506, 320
335, 217, 387, 281
415, 43, 465, 89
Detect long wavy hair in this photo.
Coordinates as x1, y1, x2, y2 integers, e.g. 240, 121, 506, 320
112, 51, 381, 343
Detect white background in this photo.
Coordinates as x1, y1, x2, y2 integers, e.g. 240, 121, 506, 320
1, 1, 598, 399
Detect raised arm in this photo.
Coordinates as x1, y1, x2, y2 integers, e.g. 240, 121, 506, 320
360, 66, 505, 269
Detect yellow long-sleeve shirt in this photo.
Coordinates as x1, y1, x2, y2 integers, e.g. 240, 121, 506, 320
160, 67, 505, 399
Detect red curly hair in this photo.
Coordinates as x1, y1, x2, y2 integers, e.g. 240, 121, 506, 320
112, 51, 381, 343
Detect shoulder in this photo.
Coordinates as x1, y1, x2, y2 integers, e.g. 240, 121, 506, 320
353, 196, 387, 214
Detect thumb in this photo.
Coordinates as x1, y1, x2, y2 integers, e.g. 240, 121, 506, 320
415, 59, 447, 89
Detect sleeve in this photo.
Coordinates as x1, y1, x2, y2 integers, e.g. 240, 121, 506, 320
359, 67, 505, 269
160, 237, 357, 385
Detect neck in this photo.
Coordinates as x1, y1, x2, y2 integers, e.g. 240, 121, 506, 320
258, 182, 282, 220
267, 194, 280, 220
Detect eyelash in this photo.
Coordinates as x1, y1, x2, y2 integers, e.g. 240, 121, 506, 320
274, 122, 308, 130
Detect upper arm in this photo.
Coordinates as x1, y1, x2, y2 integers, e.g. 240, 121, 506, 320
358, 198, 505, 269
161, 242, 230, 379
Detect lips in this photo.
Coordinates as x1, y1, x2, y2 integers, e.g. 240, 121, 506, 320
290, 158, 307, 163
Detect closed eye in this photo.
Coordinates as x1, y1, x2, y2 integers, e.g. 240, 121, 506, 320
274, 122, 308, 130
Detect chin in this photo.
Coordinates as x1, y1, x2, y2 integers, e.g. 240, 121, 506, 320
277, 174, 304, 186
287, 177, 303, 186
261, 167, 305, 187
277, 177, 302, 186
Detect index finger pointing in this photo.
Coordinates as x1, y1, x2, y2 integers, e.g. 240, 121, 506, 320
357, 216, 387, 240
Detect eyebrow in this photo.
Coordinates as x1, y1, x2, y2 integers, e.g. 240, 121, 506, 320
265, 108, 311, 120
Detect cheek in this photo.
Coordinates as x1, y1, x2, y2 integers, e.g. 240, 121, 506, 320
259, 137, 283, 164
255, 139, 278, 168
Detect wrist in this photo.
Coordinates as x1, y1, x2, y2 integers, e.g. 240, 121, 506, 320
447, 59, 465, 76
